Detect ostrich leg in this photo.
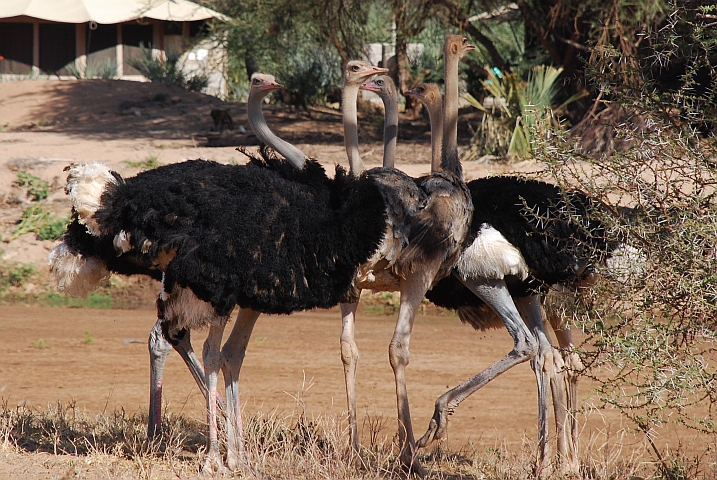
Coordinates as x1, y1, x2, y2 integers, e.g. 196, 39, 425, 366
221, 308, 261, 471
514, 295, 566, 475
390, 259, 446, 474
201, 321, 229, 473
417, 278, 539, 448
147, 318, 225, 439
340, 300, 361, 452
545, 297, 583, 473
148, 319, 174, 438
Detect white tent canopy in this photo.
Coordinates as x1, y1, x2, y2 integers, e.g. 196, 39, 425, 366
0, 0, 229, 24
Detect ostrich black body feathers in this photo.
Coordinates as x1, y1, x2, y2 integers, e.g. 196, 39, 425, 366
427, 176, 608, 327
59, 158, 387, 316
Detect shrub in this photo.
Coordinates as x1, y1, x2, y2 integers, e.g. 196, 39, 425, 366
465, 66, 586, 159
123, 156, 161, 170
127, 45, 208, 92
0, 262, 35, 293
274, 47, 342, 107
14, 171, 49, 201
65, 59, 117, 79
13, 205, 69, 241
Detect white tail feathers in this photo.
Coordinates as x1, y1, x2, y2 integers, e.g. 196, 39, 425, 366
65, 162, 119, 236
457, 225, 529, 281
48, 243, 110, 297
605, 243, 646, 285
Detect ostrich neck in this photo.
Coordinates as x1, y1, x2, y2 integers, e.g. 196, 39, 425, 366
381, 92, 398, 169
248, 94, 307, 169
427, 99, 443, 173
342, 83, 364, 174
442, 53, 460, 175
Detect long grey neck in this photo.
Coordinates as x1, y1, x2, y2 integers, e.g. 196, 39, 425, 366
248, 92, 308, 169
342, 83, 365, 175
442, 53, 462, 176
380, 90, 398, 169
427, 97, 443, 173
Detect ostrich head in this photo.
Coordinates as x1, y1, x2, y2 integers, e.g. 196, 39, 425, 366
405, 83, 441, 108
249, 73, 283, 95
343, 60, 388, 87
444, 35, 475, 60
359, 75, 397, 100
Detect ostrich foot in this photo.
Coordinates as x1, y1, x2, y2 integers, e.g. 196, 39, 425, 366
201, 453, 228, 475
227, 461, 271, 479
416, 400, 451, 448
226, 451, 246, 472
399, 456, 427, 478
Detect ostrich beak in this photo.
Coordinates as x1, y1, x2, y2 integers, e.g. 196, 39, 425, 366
359, 82, 381, 92
359, 66, 389, 79
258, 81, 284, 91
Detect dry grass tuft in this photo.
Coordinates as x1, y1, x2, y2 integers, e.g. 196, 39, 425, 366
0, 399, 707, 479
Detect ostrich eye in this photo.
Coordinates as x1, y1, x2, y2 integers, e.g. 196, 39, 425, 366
417, 87, 425, 94
376, 80, 384, 86
350, 64, 360, 72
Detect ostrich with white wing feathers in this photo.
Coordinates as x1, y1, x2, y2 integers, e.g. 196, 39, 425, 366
406, 80, 638, 474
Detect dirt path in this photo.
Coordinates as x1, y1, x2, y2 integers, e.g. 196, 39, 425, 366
0, 305, 704, 459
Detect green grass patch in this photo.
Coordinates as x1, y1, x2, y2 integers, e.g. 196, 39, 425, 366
32, 338, 49, 349
13, 205, 70, 240
0, 262, 35, 293
123, 156, 161, 170
38, 292, 113, 309
14, 171, 49, 201
81, 330, 94, 344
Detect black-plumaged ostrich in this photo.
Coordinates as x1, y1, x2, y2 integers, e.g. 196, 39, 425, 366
48, 146, 387, 474
48, 56, 472, 473
405, 82, 606, 472
337, 35, 474, 471
144, 73, 307, 440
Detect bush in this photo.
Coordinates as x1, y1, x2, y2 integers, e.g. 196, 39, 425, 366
274, 47, 342, 107
127, 45, 208, 92
13, 205, 70, 241
525, 19, 717, 471
0, 261, 35, 295
65, 59, 117, 79
14, 171, 49, 201
465, 66, 586, 159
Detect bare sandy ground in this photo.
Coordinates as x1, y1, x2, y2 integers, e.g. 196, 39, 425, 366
0, 305, 700, 457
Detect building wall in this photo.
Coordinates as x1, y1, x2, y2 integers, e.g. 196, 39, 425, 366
0, 16, 227, 98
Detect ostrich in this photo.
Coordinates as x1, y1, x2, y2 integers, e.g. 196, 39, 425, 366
337, 35, 475, 471
405, 83, 598, 471
49, 154, 388, 472
216, 66, 469, 471
145, 73, 305, 439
